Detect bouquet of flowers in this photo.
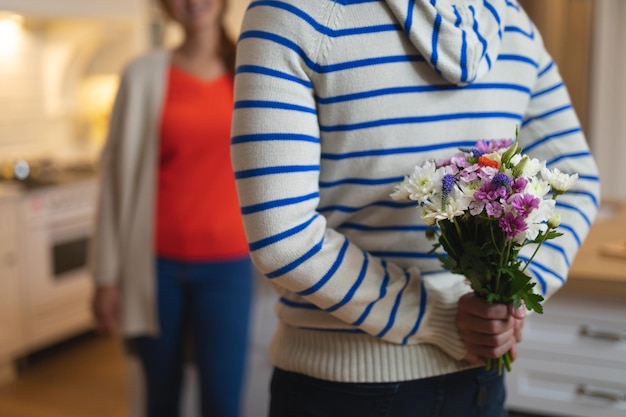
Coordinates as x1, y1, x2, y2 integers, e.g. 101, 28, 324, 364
391, 128, 578, 374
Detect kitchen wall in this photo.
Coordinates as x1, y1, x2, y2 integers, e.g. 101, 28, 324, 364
0, 0, 251, 162
588, 0, 626, 201
0, 17, 145, 160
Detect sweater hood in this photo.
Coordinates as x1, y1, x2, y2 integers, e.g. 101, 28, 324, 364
386, 0, 508, 85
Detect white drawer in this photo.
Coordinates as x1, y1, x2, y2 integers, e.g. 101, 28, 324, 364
506, 356, 626, 417
518, 291, 626, 365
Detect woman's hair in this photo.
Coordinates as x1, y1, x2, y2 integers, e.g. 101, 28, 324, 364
157, 0, 237, 73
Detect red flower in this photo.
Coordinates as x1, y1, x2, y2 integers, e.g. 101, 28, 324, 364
479, 156, 499, 168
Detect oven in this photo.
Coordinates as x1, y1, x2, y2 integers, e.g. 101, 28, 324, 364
17, 177, 97, 352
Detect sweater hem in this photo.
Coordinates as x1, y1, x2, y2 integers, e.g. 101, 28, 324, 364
269, 322, 477, 383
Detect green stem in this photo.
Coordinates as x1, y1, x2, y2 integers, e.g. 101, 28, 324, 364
521, 227, 552, 273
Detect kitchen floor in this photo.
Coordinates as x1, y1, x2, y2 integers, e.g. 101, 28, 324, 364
0, 277, 557, 417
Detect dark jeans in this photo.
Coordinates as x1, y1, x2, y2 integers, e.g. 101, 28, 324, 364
269, 366, 507, 417
131, 257, 253, 417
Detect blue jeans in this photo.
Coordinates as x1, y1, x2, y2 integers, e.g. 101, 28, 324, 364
131, 257, 253, 417
269, 366, 507, 417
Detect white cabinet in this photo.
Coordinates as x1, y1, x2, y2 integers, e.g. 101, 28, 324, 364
506, 289, 626, 417
0, 0, 147, 19
0, 193, 23, 383
506, 202, 626, 417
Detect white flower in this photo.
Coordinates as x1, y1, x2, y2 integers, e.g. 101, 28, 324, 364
541, 167, 578, 194
548, 212, 561, 229
390, 178, 411, 201
524, 176, 551, 199
395, 160, 446, 203
511, 154, 545, 178
517, 198, 555, 242
421, 186, 471, 223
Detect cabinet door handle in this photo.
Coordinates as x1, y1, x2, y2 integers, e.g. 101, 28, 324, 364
577, 385, 626, 402
579, 325, 626, 342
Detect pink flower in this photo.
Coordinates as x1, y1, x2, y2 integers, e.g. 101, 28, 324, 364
509, 193, 540, 217
499, 212, 528, 240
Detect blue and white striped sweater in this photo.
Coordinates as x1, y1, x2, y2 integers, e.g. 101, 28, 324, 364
231, 0, 600, 382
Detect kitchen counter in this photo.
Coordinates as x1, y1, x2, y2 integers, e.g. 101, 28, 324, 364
565, 200, 626, 297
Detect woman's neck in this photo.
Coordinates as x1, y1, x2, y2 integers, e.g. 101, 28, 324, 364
172, 27, 226, 80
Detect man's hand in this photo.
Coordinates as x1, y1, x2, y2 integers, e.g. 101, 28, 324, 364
92, 285, 121, 335
456, 293, 526, 365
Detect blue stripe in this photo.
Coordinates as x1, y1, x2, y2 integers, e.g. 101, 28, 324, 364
240, 31, 427, 74
523, 127, 581, 153
484, 0, 502, 39
452, 6, 468, 83
538, 61, 554, 77
235, 100, 316, 114
370, 250, 437, 259
242, 192, 319, 215
298, 237, 350, 296
278, 297, 321, 310
295, 326, 363, 333
234, 164, 318, 179
577, 174, 600, 182
498, 54, 539, 68
248, 1, 400, 37
319, 177, 403, 187
556, 202, 592, 228
504, 26, 534, 39
527, 267, 547, 295
326, 251, 369, 312
320, 112, 521, 132
402, 280, 427, 344
232, 133, 319, 145
340, 223, 429, 232
405, 0, 416, 34
469, 6, 491, 70
267, 236, 325, 278
321, 140, 476, 160
318, 200, 417, 213
235, 64, 312, 88
316, 83, 530, 105
520, 257, 565, 284
559, 223, 581, 247
430, 2, 442, 71
531, 82, 564, 99
353, 260, 390, 326
543, 241, 571, 267
377, 271, 411, 338
546, 151, 591, 166
522, 105, 572, 127
249, 213, 319, 250
334, 0, 383, 4
560, 190, 599, 207
506, 0, 520, 11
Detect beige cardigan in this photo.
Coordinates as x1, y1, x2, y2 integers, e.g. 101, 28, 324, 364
90, 50, 171, 337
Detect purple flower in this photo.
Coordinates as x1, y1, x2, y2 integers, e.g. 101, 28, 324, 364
474, 182, 508, 203
499, 212, 528, 240
475, 139, 514, 154
512, 177, 528, 193
509, 193, 540, 217
441, 174, 455, 209
491, 173, 511, 192
485, 201, 504, 218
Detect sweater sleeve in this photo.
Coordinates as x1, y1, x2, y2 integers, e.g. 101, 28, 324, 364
517, 24, 601, 302
231, 4, 469, 360
89, 69, 128, 288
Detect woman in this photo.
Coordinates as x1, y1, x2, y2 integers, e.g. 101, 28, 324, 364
90, 1, 253, 416
230, 1, 600, 416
